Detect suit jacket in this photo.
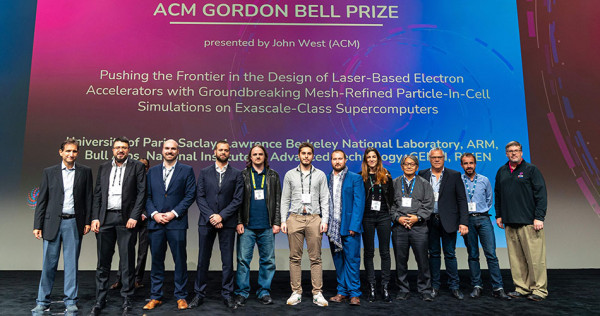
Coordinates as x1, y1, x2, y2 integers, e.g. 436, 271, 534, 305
418, 168, 468, 233
196, 164, 244, 228
327, 170, 366, 235
92, 158, 146, 224
33, 163, 93, 240
146, 162, 196, 230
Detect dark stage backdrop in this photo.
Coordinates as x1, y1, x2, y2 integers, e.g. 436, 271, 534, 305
0, 0, 598, 270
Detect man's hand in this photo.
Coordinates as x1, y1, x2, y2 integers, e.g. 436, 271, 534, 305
209, 214, 223, 226
164, 212, 175, 222
349, 230, 356, 237
458, 224, 469, 236
533, 219, 544, 231
320, 222, 328, 233
281, 222, 288, 234
215, 222, 223, 229
83, 225, 91, 235
496, 217, 504, 229
141, 214, 147, 221
153, 213, 166, 224
91, 220, 100, 233
126, 218, 137, 229
399, 216, 411, 229
236, 224, 245, 234
33, 229, 42, 240
272, 225, 281, 234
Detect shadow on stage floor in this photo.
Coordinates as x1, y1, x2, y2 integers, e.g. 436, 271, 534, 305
2, 269, 599, 316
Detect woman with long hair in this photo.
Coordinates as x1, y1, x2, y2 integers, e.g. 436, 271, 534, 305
360, 147, 395, 302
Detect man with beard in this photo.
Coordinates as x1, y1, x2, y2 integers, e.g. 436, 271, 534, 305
495, 141, 548, 301
143, 140, 196, 310
189, 140, 244, 309
418, 148, 468, 300
90, 137, 146, 315
326, 150, 365, 306
460, 153, 510, 300
280, 142, 330, 307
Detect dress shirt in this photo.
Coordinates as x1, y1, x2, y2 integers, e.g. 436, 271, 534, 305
107, 158, 128, 210
462, 173, 493, 213
215, 162, 228, 186
430, 168, 444, 214
61, 161, 76, 214
280, 165, 330, 223
332, 172, 342, 214
150, 161, 180, 219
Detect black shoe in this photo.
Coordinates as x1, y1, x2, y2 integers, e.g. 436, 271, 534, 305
382, 283, 392, 302
259, 295, 273, 305
493, 288, 511, 300
431, 288, 439, 298
122, 297, 132, 312
89, 303, 104, 316
452, 289, 464, 300
527, 294, 545, 301
507, 291, 526, 299
396, 291, 409, 300
188, 294, 204, 308
421, 293, 434, 301
224, 297, 238, 309
470, 287, 482, 299
234, 294, 247, 306
367, 283, 376, 302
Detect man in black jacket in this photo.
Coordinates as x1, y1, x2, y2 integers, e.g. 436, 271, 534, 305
495, 141, 548, 301
418, 148, 468, 300
234, 144, 281, 306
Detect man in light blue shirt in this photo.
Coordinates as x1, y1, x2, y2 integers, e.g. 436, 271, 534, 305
460, 153, 509, 300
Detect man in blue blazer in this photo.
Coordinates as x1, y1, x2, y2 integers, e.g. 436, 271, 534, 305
189, 140, 244, 309
32, 138, 93, 314
142, 140, 196, 311
326, 150, 365, 306
418, 148, 469, 300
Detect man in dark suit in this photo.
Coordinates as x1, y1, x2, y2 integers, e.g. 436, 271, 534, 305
189, 140, 243, 309
142, 139, 196, 311
326, 150, 365, 306
89, 136, 146, 315
418, 148, 468, 300
32, 138, 93, 314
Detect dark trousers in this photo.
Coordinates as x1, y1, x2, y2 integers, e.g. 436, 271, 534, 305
428, 215, 460, 290
392, 223, 432, 294
116, 219, 148, 284
149, 228, 188, 300
362, 211, 392, 284
95, 211, 136, 303
194, 225, 235, 300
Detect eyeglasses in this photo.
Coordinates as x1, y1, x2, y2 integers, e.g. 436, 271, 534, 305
402, 163, 416, 167
429, 156, 444, 160
506, 150, 521, 153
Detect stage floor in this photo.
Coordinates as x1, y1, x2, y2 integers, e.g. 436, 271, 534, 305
2, 269, 599, 315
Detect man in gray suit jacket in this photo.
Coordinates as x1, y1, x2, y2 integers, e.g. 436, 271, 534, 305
32, 138, 93, 314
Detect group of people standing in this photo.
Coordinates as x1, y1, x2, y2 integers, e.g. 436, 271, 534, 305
31, 137, 548, 315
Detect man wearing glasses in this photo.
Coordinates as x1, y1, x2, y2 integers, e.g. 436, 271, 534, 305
495, 141, 548, 301
418, 148, 468, 300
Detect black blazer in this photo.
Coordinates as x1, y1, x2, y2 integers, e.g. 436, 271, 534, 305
418, 168, 468, 233
33, 163, 93, 240
92, 158, 146, 224
196, 164, 244, 228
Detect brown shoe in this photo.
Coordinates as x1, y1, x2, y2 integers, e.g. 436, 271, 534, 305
143, 299, 163, 310
350, 297, 361, 306
177, 299, 189, 310
109, 281, 122, 290
329, 294, 348, 303
134, 281, 144, 289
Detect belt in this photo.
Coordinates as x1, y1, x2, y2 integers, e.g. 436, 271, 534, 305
469, 212, 490, 217
61, 214, 76, 219
107, 209, 122, 213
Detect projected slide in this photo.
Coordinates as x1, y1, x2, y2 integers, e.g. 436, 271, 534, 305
22, 1, 528, 248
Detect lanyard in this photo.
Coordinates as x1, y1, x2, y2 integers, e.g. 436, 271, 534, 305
401, 176, 416, 197
299, 168, 312, 195
368, 174, 382, 199
463, 174, 478, 202
251, 169, 265, 189
112, 165, 123, 186
163, 166, 174, 187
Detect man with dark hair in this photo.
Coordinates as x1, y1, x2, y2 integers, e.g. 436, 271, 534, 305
190, 140, 244, 309
495, 141, 548, 301
418, 148, 468, 300
90, 136, 147, 315
234, 144, 281, 307
281, 142, 330, 307
32, 138, 93, 314
143, 140, 196, 310
460, 153, 510, 300
327, 150, 365, 306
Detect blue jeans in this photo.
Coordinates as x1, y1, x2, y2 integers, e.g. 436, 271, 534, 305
463, 215, 503, 289
428, 215, 460, 290
36, 218, 81, 307
234, 227, 275, 298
